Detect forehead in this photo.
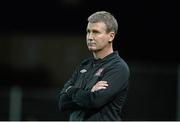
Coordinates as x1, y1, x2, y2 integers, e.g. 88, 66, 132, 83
87, 22, 107, 30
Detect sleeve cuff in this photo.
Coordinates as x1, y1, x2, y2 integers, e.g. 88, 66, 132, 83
66, 86, 79, 97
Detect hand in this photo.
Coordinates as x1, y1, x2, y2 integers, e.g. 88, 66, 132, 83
91, 81, 108, 92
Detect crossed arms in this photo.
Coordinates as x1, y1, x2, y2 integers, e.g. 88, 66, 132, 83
58, 65, 129, 111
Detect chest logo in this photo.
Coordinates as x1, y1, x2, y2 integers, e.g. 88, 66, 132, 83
95, 68, 104, 76
80, 69, 87, 73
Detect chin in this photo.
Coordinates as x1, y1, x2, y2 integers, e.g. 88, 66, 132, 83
88, 48, 97, 52
88, 48, 101, 53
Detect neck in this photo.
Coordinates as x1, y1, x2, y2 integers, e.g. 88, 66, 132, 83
93, 47, 113, 59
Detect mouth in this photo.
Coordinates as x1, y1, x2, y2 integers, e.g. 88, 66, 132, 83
88, 43, 96, 46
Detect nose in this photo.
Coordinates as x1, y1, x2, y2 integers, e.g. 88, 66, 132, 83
87, 32, 93, 40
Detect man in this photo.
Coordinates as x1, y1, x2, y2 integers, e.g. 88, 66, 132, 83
58, 11, 130, 121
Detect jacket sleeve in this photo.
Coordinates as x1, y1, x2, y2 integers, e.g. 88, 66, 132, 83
58, 91, 82, 112
66, 63, 130, 109
58, 67, 82, 111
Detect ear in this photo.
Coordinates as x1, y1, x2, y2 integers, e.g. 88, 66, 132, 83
109, 32, 115, 42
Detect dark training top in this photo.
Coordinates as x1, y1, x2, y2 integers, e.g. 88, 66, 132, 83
58, 51, 130, 121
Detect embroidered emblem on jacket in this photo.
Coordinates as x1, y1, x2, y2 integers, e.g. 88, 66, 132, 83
80, 69, 87, 73
95, 68, 104, 76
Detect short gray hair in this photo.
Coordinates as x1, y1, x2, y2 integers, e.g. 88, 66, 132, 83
87, 11, 118, 34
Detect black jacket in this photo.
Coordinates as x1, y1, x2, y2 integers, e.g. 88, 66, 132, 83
58, 51, 130, 121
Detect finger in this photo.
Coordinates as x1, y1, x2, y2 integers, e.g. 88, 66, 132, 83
98, 86, 107, 89
98, 81, 108, 84
96, 83, 108, 87
94, 86, 107, 91
96, 82, 108, 86
95, 81, 107, 85
91, 86, 107, 92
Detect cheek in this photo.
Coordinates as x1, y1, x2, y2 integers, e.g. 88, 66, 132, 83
96, 40, 108, 48
97, 36, 109, 44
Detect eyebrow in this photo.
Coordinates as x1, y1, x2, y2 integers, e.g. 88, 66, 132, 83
86, 28, 100, 33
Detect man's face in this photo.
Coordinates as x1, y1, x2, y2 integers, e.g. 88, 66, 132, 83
86, 22, 113, 52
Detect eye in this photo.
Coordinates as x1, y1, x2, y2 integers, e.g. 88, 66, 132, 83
92, 30, 99, 34
86, 29, 90, 33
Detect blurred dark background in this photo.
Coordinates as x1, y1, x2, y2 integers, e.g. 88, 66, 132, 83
0, 0, 179, 121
